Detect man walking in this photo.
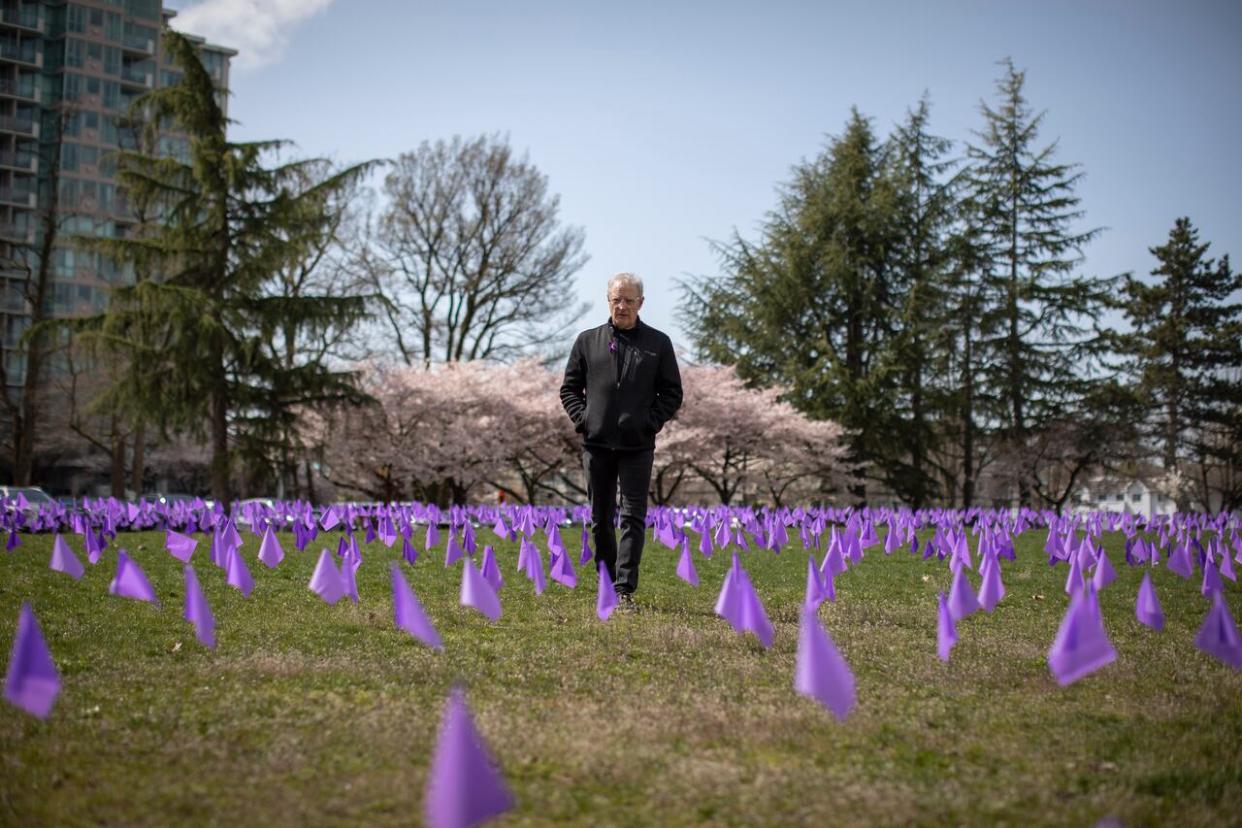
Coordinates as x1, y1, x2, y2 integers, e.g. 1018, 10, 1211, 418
560, 273, 683, 611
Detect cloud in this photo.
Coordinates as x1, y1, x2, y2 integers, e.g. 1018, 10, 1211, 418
168, 0, 335, 72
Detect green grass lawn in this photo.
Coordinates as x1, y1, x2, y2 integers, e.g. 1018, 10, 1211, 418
2, 525, 1240, 826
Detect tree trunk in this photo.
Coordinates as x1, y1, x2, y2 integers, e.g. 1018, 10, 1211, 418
110, 416, 127, 498
210, 386, 231, 508
130, 417, 146, 495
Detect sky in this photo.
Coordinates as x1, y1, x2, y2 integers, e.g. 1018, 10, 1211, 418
166, 0, 1242, 351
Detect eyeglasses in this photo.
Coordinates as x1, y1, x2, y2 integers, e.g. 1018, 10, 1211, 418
609, 296, 641, 307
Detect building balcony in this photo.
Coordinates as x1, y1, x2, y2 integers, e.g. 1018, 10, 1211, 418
0, 41, 41, 68
0, 187, 35, 208
120, 33, 155, 56
0, 7, 43, 33
0, 150, 36, 172
119, 65, 154, 89
0, 77, 39, 102
0, 222, 33, 243
0, 113, 36, 137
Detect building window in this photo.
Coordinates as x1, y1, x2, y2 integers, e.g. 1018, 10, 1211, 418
67, 4, 86, 33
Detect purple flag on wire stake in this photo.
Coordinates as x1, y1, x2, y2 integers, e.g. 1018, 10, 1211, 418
549, 548, 577, 589
4, 603, 60, 718
794, 608, 855, 721
1195, 592, 1242, 670
978, 556, 1005, 612
1135, 571, 1164, 631
225, 545, 254, 598
424, 685, 514, 828
110, 550, 158, 604
803, 553, 825, 610
947, 568, 980, 621
183, 565, 215, 649
461, 559, 501, 621
1166, 542, 1194, 579
165, 529, 198, 563
480, 545, 503, 592
257, 525, 284, 569
390, 562, 442, 650
1201, 557, 1223, 597
740, 577, 775, 649
1091, 550, 1117, 591
597, 562, 618, 621
1048, 585, 1116, 685
49, 534, 84, 580
309, 549, 347, 605
937, 592, 957, 662
676, 537, 699, 587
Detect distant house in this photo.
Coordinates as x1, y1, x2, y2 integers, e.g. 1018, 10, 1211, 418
1074, 478, 1178, 517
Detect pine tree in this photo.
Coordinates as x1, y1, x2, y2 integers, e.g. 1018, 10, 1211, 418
681, 109, 900, 503
1117, 218, 1242, 510
74, 31, 375, 506
965, 59, 1113, 506
882, 96, 964, 506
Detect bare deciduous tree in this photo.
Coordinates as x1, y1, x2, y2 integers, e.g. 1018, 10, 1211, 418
365, 134, 589, 365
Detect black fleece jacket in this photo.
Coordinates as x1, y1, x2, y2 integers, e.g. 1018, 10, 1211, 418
559, 318, 683, 451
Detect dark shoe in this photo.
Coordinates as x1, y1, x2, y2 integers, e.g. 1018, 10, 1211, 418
615, 591, 637, 613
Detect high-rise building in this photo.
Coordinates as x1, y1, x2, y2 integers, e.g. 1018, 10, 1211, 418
0, 0, 233, 486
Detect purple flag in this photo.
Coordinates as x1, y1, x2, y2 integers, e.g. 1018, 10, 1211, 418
947, 568, 980, 621
390, 562, 442, 650
4, 603, 60, 718
803, 553, 825, 610
460, 559, 501, 621
49, 534, 84, 581
257, 525, 284, 569
1092, 550, 1117, 591
225, 545, 254, 598
165, 529, 198, 563
978, 556, 1005, 612
676, 538, 700, 587
739, 577, 775, 649
424, 686, 514, 828
577, 525, 594, 567
714, 555, 744, 627
309, 548, 347, 605
480, 545, 504, 592
937, 591, 957, 662
550, 548, 578, 589
794, 608, 855, 721
1065, 552, 1085, 595
444, 533, 466, 568
1221, 547, 1237, 582
1201, 557, 1223, 597
1048, 586, 1117, 685
183, 565, 216, 649
341, 549, 360, 604
698, 525, 714, 558
1135, 571, 1164, 631
1166, 542, 1194, 579
1195, 592, 1242, 670
597, 562, 618, 621
110, 550, 158, 604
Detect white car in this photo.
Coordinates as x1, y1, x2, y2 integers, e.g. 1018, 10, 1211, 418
0, 486, 57, 520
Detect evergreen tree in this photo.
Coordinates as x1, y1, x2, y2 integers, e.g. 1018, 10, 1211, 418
681, 109, 899, 503
75, 31, 375, 506
883, 96, 964, 506
1116, 218, 1242, 510
965, 59, 1113, 506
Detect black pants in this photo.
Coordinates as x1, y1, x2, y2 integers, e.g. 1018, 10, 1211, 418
583, 446, 653, 595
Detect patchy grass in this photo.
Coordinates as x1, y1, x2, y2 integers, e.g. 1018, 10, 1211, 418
1, 525, 1240, 826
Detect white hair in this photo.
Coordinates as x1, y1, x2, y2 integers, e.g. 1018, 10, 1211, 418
607, 272, 644, 297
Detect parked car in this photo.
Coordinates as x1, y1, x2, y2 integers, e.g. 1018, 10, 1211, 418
1, 485, 57, 520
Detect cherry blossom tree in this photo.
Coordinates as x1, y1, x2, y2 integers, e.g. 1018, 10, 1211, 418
653, 364, 847, 505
